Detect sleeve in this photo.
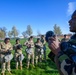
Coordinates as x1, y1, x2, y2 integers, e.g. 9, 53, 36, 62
57, 51, 76, 75
0, 42, 5, 52
24, 40, 28, 46
40, 42, 43, 48
35, 43, 40, 48
43, 39, 46, 45
9, 43, 13, 50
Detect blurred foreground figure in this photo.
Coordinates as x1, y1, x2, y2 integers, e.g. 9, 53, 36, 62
45, 10, 76, 75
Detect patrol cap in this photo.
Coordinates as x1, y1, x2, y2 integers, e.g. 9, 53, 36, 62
45, 31, 55, 42
72, 10, 76, 18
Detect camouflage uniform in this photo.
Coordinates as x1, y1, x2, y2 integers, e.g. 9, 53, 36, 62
41, 35, 46, 60
13, 43, 24, 70
35, 38, 43, 64
61, 35, 69, 43
46, 10, 76, 75
0, 38, 13, 74
57, 35, 76, 75
24, 38, 34, 68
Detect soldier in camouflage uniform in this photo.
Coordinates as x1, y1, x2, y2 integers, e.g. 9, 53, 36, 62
61, 34, 69, 43
41, 35, 46, 61
24, 36, 34, 68
13, 38, 24, 70
46, 10, 76, 75
0, 38, 13, 75
35, 38, 43, 64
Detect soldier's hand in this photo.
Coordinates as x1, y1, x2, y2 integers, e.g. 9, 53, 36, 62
2, 50, 7, 53
48, 36, 60, 55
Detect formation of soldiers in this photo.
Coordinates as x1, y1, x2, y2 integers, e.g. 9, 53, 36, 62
0, 34, 69, 75
0, 35, 46, 75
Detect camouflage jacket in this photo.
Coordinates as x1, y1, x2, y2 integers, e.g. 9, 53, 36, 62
35, 42, 43, 50
58, 34, 76, 75
0, 42, 12, 54
61, 38, 69, 43
24, 40, 34, 49
13, 43, 22, 54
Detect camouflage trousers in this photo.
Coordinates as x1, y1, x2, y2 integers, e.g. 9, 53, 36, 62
35, 49, 42, 64
26, 53, 34, 68
14, 53, 23, 68
0, 54, 11, 73
43, 46, 46, 60
43, 50, 46, 60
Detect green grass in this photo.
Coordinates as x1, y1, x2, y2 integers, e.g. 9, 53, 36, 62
0, 38, 59, 75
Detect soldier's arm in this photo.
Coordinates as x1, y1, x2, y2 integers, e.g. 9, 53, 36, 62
31, 42, 34, 48
41, 43, 43, 48
0, 42, 6, 53
35, 42, 39, 48
8, 43, 13, 51
24, 40, 28, 46
56, 51, 73, 75
43, 39, 46, 45
19, 44, 22, 50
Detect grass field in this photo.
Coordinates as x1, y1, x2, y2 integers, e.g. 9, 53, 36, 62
0, 38, 59, 75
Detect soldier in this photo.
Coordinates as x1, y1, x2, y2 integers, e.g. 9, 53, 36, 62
24, 36, 34, 68
0, 38, 13, 75
61, 34, 69, 43
41, 35, 46, 60
35, 38, 43, 64
13, 38, 24, 70
45, 10, 76, 75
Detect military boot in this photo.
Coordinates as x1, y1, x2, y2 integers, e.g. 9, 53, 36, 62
16, 67, 18, 70
1, 73, 4, 75
26, 66, 29, 69
20, 66, 22, 70
8, 71, 12, 75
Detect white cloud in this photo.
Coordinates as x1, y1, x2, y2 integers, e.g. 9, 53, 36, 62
67, 2, 76, 16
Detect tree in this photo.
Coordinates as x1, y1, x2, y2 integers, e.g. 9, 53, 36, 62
37, 30, 42, 36
8, 31, 12, 38
0, 30, 5, 39
0, 27, 7, 38
2, 27, 7, 36
11, 26, 19, 38
22, 31, 27, 38
26, 25, 33, 36
53, 24, 62, 35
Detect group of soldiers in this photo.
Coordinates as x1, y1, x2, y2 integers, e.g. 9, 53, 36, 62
0, 35, 46, 75
23, 36, 46, 68
0, 34, 69, 75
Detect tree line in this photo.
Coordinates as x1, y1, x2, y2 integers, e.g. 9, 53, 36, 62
0, 24, 62, 39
